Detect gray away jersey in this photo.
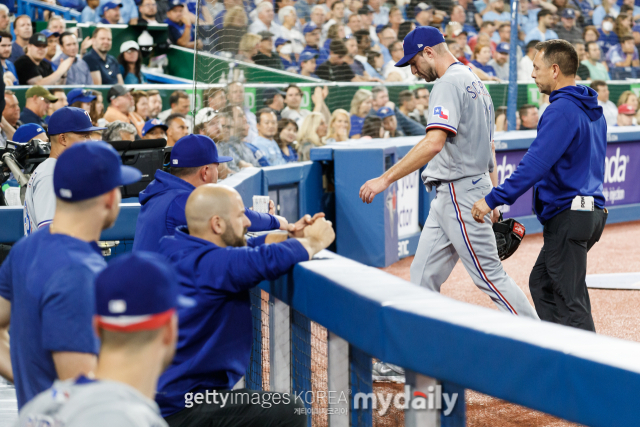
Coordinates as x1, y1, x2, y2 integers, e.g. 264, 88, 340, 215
16, 378, 168, 427
422, 63, 495, 188
23, 158, 57, 236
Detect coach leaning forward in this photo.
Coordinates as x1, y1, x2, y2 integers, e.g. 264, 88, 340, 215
472, 40, 608, 332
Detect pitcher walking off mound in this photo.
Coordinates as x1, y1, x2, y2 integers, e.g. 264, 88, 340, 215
359, 26, 538, 319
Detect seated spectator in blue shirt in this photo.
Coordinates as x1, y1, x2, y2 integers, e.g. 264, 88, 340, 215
9, 15, 32, 64
165, 0, 201, 49
54, 32, 94, 85
118, 40, 147, 84
524, 9, 558, 45
593, 1, 620, 27
276, 38, 298, 72
100, 0, 138, 24
301, 23, 324, 65
0, 31, 17, 85
246, 108, 287, 166
83, 27, 124, 85
156, 184, 333, 422
482, 0, 511, 23
299, 50, 319, 78
349, 89, 372, 138
100, 1, 122, 24
81, 0, 101, 23
470, 43, 497, 77
138, 0, 159, 23
275, 118, 299, 162
606, 35, 640, 69
598, 16, 619, 56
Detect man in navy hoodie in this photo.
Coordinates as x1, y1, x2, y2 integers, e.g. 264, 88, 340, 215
472, 40, 608, 332
133, 134, 296, 252
157, 184, 334, 425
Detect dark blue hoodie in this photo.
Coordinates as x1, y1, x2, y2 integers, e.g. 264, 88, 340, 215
485, 85, 607, 223
155, 226, 309, 417
133, 170, 281, 252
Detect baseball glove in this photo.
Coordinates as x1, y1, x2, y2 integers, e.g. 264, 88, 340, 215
493, 213, 526, 261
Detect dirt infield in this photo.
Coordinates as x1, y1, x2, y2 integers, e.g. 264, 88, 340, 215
380, 220, 640, 427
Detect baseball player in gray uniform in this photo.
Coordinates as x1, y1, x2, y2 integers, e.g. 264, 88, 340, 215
359, 27, 538, 319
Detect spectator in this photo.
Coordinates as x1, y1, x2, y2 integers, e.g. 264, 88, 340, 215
299, 51, 319, 77
41, 30, 60, 69
193, 107, 218, 139
583, 41, 611, 80
252, 31, 283, 69
324, 108, 350, 142
81, 0, 101, 23
344, 36, 372, 78
519, 39, 539, 81
614, 13, 632, 38
165, 113, 189, 146
0, 32, 17, 86
482, 0, 510, 23
67, 88, 96, 112
593, 0, 619, 28
117, 41, 146, 84
3, 90, 20, 129
20, 86, 57, 127
365, 49, 385, 79
370, 86, 424, 136
84, 27, 123, 85
369, 0, 389, 26
414, 3, 434, 27
583, 25, 599, 44
138, 0, 159, 23
383, 39, 418, 81
100, 1, 122, 24
295, 0, 316, 23
217, 106, 261, 170
606, 35, 639, 70
277, 39, 298, 72
377, 106, 403, 137
623, 0, 640, 20
46, 89, 68, 124
111, 0, 140, 24
53, 32, 92, 85
471, 43, 497, 77
246, 108, 286, 166
275, 118, 299, 162
142, 118, 168, 140
397, 91, 417, 125
324, 22, 346, 53
310, 5, 327, 35
377, 26, 396, 65
204, 87, 226, 111
9, 15, 32, 64
411, 87, 430, 126
297, 112, 327, 160
248, 2, 282, 38
345, 13, 363, 37
361, 115, 383, 139
282, 84, 330, 126
398, 21, 415, 41
446, 8, 477, 40
518, 104, 539, 130
598, 16, 619, 57
213, 0, 242, 28
103, 120, 137, 141
495, 23, 522, 59
236, 33, 260, 63
323, 2, 347, 37
90, 90, 106, 126
166, 0, 200, 49
525, 9, 558, 45
617, 90, 638, 110
354, 29, 371, 63
387, 6, 404, 36
572, 42, 592, 79
158, 90, 191, 127
349, 88, 372, 138
554, 8, 583, 44
634, 24, 640, 51
301, 22, 322, 62
316, 39, 360, 81
0, 5, 8, 32
262, 88, 285, 119
616, 104, 636, 126
488, 42, 510, 80
132, 90, 149, 119
467, 21, 495, 53
279, 6, 304, 54
14, 33, 71, 85
147, 90, 163, 119
227, 81, 259, 141
103, 84, 145, 135
591, 80, 618, 126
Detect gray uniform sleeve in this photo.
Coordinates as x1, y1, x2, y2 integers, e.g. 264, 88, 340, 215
426, 82, 463, 136
32, 172, 56, 229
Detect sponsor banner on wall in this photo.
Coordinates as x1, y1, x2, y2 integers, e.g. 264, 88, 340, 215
397, 170, 421, 238
494, 151, 534, 217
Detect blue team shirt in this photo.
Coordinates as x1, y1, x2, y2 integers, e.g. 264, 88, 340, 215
2, 60, 17, 85
133, 170, 280, 252
156, 226, 309, 417
470, 60, 497, 77
165, 18, 194, 44
350, 115, 365, 137
0, 226, 104, 409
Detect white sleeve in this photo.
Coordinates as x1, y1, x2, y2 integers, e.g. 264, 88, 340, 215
32, 173, 56, 229
426, 82, 463, 136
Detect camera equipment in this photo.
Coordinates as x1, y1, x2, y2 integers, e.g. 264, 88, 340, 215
0, 139, 51, 205
107, 138, 167, 198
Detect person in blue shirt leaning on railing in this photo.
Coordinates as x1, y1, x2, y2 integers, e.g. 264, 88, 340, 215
472, 40, 608, 333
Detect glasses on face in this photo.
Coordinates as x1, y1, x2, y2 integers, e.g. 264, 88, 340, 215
39, 97, 51, 104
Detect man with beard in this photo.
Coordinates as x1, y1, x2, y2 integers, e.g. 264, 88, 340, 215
147, 90, 163, 119
360, 26, 539, 319
226, 81, 258, 142
83, 27, 124, 85
0, 141, 141, 409
216, 106, 261, 172
0, 32, 17, 85
14, 33, 73, 85
54, 32, 93, 85
157, 183, 333, 426
17, 252, 176, 427
488, 42, 510, 80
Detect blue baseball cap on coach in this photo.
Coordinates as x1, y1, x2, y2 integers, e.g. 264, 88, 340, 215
54, 141, 141, 202
48, 107, 106, 136
12, 124, 46, 143
395, 26, 446, 68
170, 134, 233, 168
95, 252, 183, 332
141, 119, 168, 137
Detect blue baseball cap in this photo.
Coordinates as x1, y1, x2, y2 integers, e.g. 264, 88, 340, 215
12, 124, 46, 143
54, 141, 142, 202
376, 106, 394, 119
41, 30, 60, 38
275, 37, 290, 48
141, 119, 168, 137
303, 22, 319, 34
170, 134, 232, 168
395, 26, 446, 67
376, 24, 387, 34
299, 50, 318, 62
95, 252, 183, 332
633, 24, 640, 32
168, 0, 184, 10
496, 42, 510, 54
67, 88, 97, 105
48, 107, 106, 136
561, 8, 576, 19
102, 0, 122, 13
414, 2, 432, 17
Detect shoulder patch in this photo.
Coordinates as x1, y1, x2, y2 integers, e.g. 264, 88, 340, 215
433, 106, 449, 121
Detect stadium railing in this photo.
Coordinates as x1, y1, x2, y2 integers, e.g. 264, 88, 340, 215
17, 0, 80, 21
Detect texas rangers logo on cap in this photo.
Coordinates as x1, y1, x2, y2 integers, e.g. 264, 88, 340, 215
433, 106, 449, 121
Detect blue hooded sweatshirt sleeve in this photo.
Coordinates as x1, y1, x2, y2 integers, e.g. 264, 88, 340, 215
485, 85, 607, 223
